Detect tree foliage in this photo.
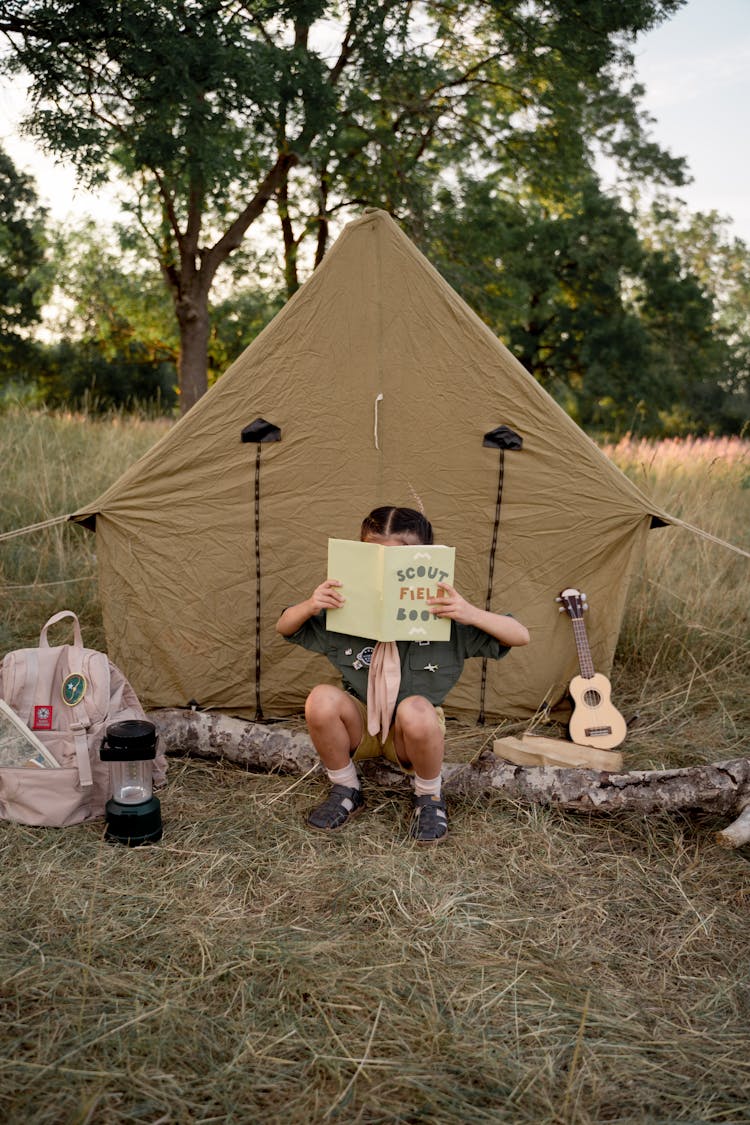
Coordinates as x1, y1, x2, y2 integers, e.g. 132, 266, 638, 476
1, 0, 687, 411
29, 220, 178, 410
0, 145, 49, 366
421, 173, 748, 436
637, 203, 750, 431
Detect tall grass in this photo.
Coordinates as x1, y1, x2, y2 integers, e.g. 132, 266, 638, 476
604, 436, 749, 770
0, 407, 170, 652
1, 414, 749, 1124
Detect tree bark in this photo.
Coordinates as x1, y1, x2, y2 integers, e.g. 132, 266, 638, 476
162, 152, 301, 413
176, 295, 212, 414
277, 177, 300, 298
148, 708, 750, 846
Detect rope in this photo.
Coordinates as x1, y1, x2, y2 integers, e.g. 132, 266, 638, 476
661, 516, 750, 560
0, 515, 72, 542
374, 393, 384, 450
0, 576, 96, 591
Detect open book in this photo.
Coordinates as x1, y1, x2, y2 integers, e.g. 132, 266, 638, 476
0, 699, 60, 769
326, 539, 456, 642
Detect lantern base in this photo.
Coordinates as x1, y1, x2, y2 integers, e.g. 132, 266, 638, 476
104, 795, 163, 846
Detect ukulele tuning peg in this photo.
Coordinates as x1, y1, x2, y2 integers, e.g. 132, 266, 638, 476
558, 605, 566, 613
554, 596, 562, 602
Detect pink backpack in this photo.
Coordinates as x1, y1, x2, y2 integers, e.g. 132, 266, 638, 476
0, 611, 167, 827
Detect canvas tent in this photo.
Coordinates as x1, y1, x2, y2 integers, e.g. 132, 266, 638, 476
73, 208, 671, 723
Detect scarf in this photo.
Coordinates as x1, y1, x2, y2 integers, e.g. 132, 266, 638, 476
366, 641, 401, 743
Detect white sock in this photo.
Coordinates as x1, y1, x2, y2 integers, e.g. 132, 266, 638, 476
413, 773, 442, 798
326, 761, 360, 790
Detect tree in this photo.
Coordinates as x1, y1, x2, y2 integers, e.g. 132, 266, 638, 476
0, 144, 49, 376
33, 219, 178, 410
1, 0, 686, 412
637, 203, 750, 431
420, 171, 741, 435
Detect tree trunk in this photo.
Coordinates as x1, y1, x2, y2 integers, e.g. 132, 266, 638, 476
277, 178, 300, 297
176, 294, 211, 414
148, 709, 750, 847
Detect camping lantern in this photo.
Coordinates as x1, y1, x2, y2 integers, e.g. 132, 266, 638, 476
100, 719, 163, 845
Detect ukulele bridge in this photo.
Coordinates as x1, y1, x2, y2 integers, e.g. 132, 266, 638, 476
585, 726, 613, 737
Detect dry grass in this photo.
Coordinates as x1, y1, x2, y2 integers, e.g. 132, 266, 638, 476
2, 761, 750, 1124
605, 436, 750, 771
1, 415, 750, 1123
0, 408, 170, 653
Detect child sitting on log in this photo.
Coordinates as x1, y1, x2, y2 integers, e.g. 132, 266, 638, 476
275, 505, 529, 844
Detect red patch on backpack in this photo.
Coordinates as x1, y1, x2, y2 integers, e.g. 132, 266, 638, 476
33, 705, 53, 730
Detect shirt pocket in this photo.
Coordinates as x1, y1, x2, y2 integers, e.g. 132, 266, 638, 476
405, 645, 459, 703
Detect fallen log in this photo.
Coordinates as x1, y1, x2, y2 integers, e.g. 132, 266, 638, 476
148, 708, 750, 849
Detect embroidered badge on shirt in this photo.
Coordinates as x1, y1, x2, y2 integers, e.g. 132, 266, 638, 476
424, 663, 439, 672
33, 704, 54, 730
61, 673, 87, 707
352, 645, 374, 671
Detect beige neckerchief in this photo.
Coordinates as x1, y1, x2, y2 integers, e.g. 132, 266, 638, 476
366, 640, 401, 743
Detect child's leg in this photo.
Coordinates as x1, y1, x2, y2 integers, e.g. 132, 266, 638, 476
305, 683, 364, 769
392, 695, 445, 778
393, 695, 449, 844
304, 685, 366, 832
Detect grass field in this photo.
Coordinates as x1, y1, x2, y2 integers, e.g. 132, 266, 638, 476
1, 411, 749, 1124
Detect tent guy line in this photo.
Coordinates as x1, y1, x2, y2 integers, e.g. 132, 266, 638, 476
0, 514, 70, 542
6, 513, 742, 558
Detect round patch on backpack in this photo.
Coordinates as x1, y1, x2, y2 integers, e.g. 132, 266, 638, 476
61, 673, 87, 707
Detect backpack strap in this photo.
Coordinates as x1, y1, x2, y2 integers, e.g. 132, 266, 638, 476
66, 640, 94, 791
40, 611, 84, 650
41, 612, 93, 789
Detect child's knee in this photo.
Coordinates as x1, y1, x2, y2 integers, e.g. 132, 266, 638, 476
305, 683, 346, 724
396, 695, 442, 737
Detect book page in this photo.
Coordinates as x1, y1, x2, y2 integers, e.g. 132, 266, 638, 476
0, 699, 60, 769
326, 539, 384, 639
382, 544, 455, 641
325, 539, 456, 642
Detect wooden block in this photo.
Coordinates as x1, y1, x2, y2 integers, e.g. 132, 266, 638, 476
492, 733, 623, 771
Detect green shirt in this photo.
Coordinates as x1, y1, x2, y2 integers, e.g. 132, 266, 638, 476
285, 612, 510, 707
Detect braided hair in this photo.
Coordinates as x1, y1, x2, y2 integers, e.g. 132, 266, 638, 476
360, 506, 434, 545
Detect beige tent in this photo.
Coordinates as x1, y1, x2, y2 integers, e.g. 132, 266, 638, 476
73, 208, 671, 722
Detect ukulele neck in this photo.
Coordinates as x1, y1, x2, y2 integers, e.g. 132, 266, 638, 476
571, 617, 595, 679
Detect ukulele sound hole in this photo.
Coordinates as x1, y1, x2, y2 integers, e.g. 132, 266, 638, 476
583, 689, 602, 707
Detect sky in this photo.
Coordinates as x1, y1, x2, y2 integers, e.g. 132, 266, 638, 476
632, 0, 750, 241
1, 0, 750, 242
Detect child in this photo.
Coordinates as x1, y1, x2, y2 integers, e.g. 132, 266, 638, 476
275, 506, 529, 844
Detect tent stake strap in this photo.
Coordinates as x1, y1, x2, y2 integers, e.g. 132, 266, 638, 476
241, 419, 282, 720
479, 426, 523, 725
254, 445, 263, 719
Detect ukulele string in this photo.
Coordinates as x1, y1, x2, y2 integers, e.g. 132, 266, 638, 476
575, 615, 605, 737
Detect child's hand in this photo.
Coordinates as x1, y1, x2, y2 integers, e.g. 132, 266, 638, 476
309, 579, 346, 613
426, 582, 471, 623
427, 583, 530, 646
276, 580, 345, 636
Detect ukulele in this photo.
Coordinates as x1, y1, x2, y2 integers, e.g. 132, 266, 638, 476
556, 588, 627, 751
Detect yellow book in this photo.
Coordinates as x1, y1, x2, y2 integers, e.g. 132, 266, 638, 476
326, 539, 456, 642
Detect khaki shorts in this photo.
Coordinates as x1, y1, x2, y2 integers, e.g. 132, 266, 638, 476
349, 697, 446, 775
